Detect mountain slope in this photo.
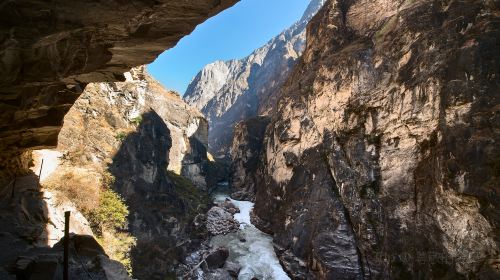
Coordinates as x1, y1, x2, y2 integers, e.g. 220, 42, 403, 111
184, 0, 326, 157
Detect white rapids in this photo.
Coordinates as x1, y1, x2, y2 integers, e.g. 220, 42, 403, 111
211, 193, 290, 280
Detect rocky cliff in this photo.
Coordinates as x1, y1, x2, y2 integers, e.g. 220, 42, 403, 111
229, 116, 270, 201
59, 66, 211, 190
0, 66, 216, 279
56, 66, 213, 278
184, 0, 326, 158
0, 0, 238, 187
252, 0, 499, 279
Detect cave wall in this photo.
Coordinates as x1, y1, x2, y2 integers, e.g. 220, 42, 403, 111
0, 0, 238, 185
253, 0, 499, 278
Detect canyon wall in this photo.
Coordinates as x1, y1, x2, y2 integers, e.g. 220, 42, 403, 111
59, 66, 211, 190
252, 0, 499, 279
1, 66, 215, 279
229, 116, 270, 201
0, 0, 238, 186
57, 66, 213, 278
184, 0, 326, 158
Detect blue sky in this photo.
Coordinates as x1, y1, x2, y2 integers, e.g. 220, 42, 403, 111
147, 0, 310, 95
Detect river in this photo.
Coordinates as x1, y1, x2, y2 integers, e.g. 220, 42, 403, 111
210, 189, 290, 280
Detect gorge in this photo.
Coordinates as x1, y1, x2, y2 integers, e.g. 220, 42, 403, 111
0, 0, 499, 280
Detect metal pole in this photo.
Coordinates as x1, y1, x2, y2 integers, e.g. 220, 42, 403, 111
64, 211, 70, 280
38, 159, 44, 184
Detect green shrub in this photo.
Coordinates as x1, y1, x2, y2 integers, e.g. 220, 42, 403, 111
88, 188, 129, 235
130, 116, 143, 126
115, 132, 127, 141
97, 230, 136, 275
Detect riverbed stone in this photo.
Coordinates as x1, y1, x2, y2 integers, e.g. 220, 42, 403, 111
206, 206, 239, 235
220, 199, 240, 214
206, 248, 230, 269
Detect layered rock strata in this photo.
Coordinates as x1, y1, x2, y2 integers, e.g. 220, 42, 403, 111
253, 0, 500, 279
59, 66, 210, 189
0, 0, 238, 186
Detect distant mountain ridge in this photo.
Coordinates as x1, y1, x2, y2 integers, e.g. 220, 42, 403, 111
184, 0, 326, 157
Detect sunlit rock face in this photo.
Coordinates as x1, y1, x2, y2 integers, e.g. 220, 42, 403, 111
0, 0, 238, 185
59, 66, 210, 189
55, 67, 213, 278
184, 0, 327, 158
253, 0, 500, 279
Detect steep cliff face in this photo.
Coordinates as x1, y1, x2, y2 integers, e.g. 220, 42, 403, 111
229, 116, 270, 201
0, 0, 238, 186
184, 0, 326, 157
59, 66, 210, 189
55, 67, 213, 278
253, 0, 500, 279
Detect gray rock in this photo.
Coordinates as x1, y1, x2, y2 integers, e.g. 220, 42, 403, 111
184, 0, 326, 158
205, 247, 230, 269
206, 207, 239, 235
229, 117, 271, 201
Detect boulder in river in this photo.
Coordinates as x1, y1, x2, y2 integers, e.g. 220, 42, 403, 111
205, 247, 229, 269
220, 199, 240, 214
206, 206, 239, 235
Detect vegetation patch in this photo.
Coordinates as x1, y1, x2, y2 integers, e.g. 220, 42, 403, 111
87, 188, 129, 235
167, 171, 211, 218
115, 131, 127, 141
44, 169, 135, 275
130, 116, 143, 126
97, 230, 136, 275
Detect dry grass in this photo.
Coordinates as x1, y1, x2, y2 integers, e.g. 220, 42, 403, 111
98, 229, 136, 275
43, 168, 101, 213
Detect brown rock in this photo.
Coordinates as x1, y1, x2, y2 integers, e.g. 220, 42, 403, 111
0, 0, 237, 185
253, 0, 500, 279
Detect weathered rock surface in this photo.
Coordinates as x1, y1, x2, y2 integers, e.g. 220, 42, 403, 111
220, 198, 240, 215
108, 108, 212, 279
0, 0, 238, 186
253, 0, 500, 279
9, 67, 216, 279
206, 206, 240, 236
229, 116, 270, 201
59, 66, 211, 189
205, 247, 230, 269
0, 172, 129, 279
184, 0, 326, 157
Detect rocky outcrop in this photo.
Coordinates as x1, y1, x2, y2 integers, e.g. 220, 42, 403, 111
59, 66, 210, 189
229, 117, 270, 201
253, 0, 500, 279
0, 172, 129, 279
0, 0, 238, 186
108, 109, 212, 279
51, 67, 214, 278
14, 235, 130, 280
206, 206, 240, 236
184, 0, 326, 157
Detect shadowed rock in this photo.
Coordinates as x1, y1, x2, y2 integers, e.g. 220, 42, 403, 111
0, 0, 238, 186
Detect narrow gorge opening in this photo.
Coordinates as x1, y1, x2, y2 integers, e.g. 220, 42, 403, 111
0, 0, 498, 280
